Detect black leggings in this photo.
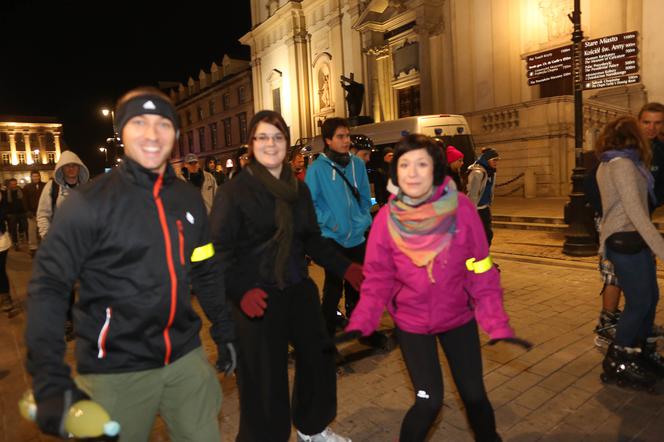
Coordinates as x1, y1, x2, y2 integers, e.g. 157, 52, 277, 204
396, 320, 498, 442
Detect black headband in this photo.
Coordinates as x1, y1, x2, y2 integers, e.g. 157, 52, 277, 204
115, 94, 179, 136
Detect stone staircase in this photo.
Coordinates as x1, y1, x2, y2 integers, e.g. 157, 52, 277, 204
492, 214, 567, 232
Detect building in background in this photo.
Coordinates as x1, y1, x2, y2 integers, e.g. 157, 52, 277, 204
167, 55, 254, 173
240, 0, 663, 197
0, 116, 62, 185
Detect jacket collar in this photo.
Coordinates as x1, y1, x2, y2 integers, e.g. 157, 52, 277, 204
119, 156, 177, 189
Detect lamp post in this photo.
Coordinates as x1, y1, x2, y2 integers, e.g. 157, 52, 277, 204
101, 107, 122, 166
99, 146, 108, 166
562, 0, 596, 256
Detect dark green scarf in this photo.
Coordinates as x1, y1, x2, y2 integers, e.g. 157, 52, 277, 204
247, 161, 299, 288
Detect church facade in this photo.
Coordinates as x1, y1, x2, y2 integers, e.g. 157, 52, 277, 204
240, 0, 663, 196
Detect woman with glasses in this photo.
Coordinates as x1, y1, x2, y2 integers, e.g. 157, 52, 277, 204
210, 110, 362, 442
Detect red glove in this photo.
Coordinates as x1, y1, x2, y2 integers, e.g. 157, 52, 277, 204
240, 288, 268, 318
344, 263, 364, 291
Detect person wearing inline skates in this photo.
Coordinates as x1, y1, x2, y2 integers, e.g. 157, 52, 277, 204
596, 116, 664, 390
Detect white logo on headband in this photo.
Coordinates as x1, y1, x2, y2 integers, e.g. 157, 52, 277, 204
143, 100, 157, 110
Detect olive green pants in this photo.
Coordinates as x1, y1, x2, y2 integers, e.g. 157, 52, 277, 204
76, 347, 222, 441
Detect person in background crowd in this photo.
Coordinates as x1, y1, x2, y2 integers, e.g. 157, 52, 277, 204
0, 188, 20, 316
180, 153, 217, 214
25, 86, 236, 441
349, 144, 370, 164
346, 133, 527, 442
205, 155, 225, 186
467, 147, 500, 246
211, 110, 359, 442
373, 147, 393, 207
5, 178, 27, 250
229, 146, 250, 180
36, 150, 90, 341
446, 145, 465, 192
291, 151, 307, 181
639, 102, 664, 206
22, 170, 45, 257
36, 151, 90, 239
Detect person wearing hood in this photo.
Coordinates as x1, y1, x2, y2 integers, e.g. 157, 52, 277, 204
305, 117, 374, 347
35, 152, 91, 341
345, 134, 528, 442
36, 150, 90, 239
467, 147, 499, 246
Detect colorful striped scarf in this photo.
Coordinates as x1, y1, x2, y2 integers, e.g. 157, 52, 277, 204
387, 184, 458, 282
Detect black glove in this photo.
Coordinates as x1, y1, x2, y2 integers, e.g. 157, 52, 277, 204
487, 337, 533, 350
216, 342, 237, 376
334, 330, 362, 344
36, 388, 89, 438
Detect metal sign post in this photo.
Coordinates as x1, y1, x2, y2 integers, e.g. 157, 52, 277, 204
562, 0, 597, 256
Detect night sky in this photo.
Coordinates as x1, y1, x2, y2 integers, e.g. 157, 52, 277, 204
0, 0, 251, 175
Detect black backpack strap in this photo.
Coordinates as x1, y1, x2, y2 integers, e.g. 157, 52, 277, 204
328, 163, 360, 203
50, 180, 60, 214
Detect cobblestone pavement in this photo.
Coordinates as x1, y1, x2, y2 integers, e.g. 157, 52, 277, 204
2, 228, 664, 441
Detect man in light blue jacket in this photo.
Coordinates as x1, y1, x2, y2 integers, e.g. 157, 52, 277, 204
306, 117, 372, 343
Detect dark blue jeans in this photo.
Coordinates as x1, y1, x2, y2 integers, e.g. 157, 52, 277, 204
607, 247, 659, 347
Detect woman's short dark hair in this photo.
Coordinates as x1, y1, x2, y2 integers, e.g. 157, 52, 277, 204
390, 133, 447, 186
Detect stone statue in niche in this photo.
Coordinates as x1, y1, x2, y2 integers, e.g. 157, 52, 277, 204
319, 73, 331, 109
340, 73, 364, 118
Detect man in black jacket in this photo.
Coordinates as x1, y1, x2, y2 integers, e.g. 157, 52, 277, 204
25, 86, 235, 441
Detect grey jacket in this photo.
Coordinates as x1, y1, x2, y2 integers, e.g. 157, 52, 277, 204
597, 157, 664, 259
36, 151, 90, 238
466, 163, 492, 208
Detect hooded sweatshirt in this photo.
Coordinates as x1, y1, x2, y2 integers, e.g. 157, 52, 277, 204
36, 150, 90, 238
305, 152, 372, 248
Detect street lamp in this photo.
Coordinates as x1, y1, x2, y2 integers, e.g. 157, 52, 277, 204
99, 146, 108, 163
562, 0, 596, 256
101, 107, 122, 164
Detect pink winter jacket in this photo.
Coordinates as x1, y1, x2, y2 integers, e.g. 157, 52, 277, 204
347, 181, 514, 339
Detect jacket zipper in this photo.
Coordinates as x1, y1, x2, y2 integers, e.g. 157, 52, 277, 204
97, 307, 112, 359
176, 220, 185, 266
153, 175, 178, 365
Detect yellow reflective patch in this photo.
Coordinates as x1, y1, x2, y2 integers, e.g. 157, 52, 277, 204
465, 256, 493, 274
191, 243, 215, 262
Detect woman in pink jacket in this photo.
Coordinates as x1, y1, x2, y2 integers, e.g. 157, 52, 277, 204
346, 134, 528, 442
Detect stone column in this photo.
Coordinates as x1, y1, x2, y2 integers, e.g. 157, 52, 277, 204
53, 132, 61, 161
251, 57, 263, 113
24, 132, 32, 165
9, 132, 17, 165
39, 134, 47, 164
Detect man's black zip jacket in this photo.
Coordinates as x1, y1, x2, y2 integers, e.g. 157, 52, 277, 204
25, 157, 234, 402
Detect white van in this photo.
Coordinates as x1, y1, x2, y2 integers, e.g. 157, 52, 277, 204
307, 114, 476, 169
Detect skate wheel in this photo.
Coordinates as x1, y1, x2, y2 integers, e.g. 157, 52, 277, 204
600, 373, 610, 383
617, 379, 626, 387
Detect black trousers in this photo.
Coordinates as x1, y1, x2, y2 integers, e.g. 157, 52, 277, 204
321, 239, 366, 339
0, 250, 8, 293
7, 214, 27, 245
234, 278, 337, 442
478, 207, 493, 247
396, 320, 498, 442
